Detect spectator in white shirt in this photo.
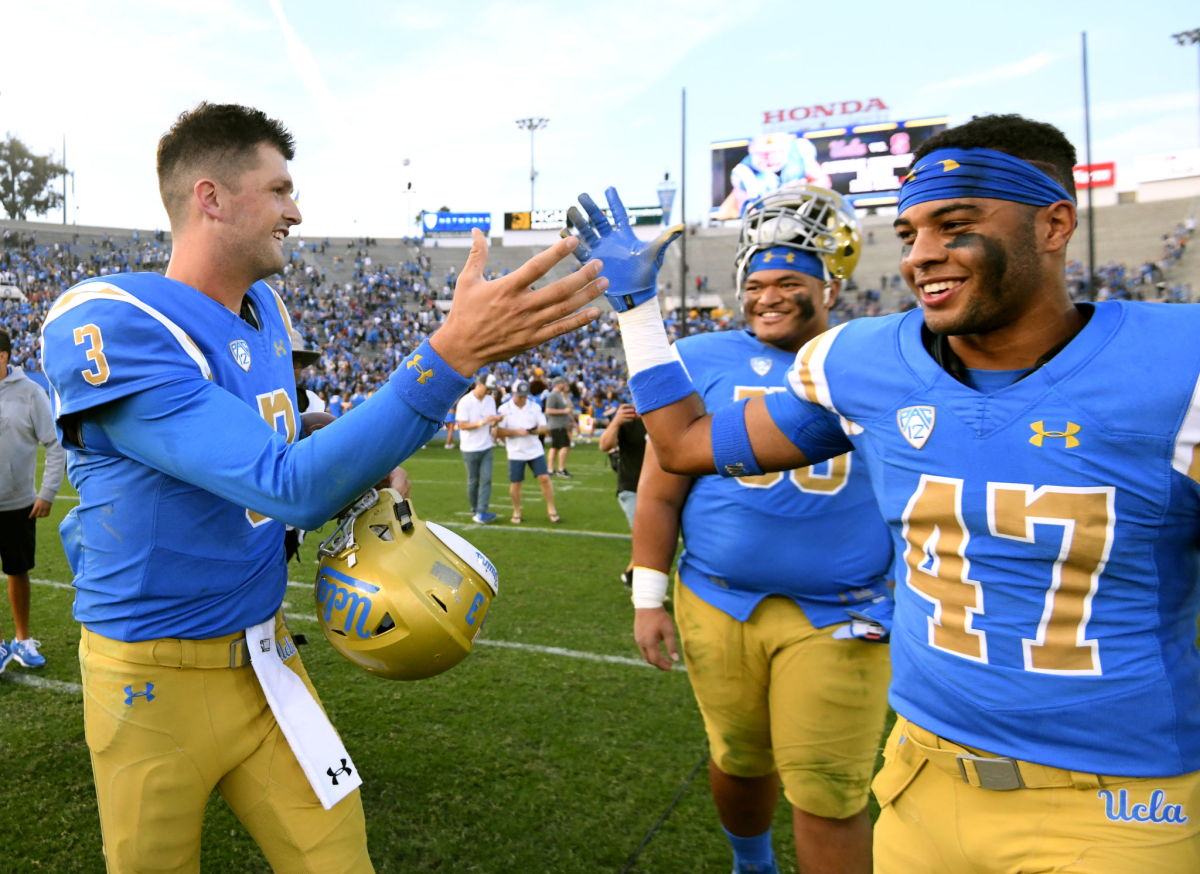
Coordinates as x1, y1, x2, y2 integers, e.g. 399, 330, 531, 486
456, 376, 503, 524
496, 381, 560, 525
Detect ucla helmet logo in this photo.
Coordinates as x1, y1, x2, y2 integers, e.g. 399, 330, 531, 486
750, 356, 773, 376
897, 405, 935, 449
229, 339, 252, 372
315, 490, 498, 680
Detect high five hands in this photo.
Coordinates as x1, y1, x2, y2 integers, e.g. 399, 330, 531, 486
565, 186, 684, 312
430, 229, 608, 376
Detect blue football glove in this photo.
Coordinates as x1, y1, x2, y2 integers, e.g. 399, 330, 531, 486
832, 595, 894, 642
567, 186, 683, 312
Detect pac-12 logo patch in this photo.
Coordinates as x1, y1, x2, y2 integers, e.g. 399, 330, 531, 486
897, 405, 935, 449
229, 340, 252, 372
750, 357, 773, 376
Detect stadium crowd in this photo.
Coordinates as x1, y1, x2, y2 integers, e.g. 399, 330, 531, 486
1065, 217, 1195, 302
3, 213, 1195, 424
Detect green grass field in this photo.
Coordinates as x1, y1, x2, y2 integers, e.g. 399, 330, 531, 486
0, 441, 891, 872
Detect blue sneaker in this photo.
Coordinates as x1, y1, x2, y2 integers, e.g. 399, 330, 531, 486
10, 639, 45, 668
0, 640, 13, 675
478, 512, 498, 524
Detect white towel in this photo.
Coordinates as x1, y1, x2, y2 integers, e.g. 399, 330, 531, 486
245, 616, 362, 810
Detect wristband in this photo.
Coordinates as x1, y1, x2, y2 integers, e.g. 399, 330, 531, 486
711, 399, 763, 478
390, 339, 471, 422
616, 301, 674, 375
628, 361, 694, 415
631, 567, 670, 609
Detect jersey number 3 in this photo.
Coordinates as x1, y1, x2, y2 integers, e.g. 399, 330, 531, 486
73, 324, 111, 386
902, 474, 1114, 676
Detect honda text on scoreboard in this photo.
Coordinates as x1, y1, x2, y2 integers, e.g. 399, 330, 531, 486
710, 116, 948, 220
421, 212, 492, 237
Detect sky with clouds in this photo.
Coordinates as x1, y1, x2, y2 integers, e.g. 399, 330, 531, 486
2, 0, 1197, 236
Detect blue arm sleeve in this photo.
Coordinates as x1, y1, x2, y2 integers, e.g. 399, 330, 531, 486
94, 344, 466, 530
764, 389, 853, 465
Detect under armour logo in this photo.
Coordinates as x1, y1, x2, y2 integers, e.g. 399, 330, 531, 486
124, 683, 155, 705
327, 759, 353, 785
275, 339, 285, 356
724, 462, 746, 476
1029, 421, 1081, 449
904, 158, 960, 183
406, 354, 433, 384
761, 251, 795, 263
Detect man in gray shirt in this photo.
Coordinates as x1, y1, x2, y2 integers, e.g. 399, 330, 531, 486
0, 328, 66, 672
544, 378, 573, 477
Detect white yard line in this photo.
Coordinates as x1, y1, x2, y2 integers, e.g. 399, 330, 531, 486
473, 639, 685, 672
0, 673, 83, 694
437, 521, 631, 540
28, 580, 674, 675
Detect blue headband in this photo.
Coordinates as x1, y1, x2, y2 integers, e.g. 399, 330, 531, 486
898, 147, 1075, 215
747, 246, 824, 280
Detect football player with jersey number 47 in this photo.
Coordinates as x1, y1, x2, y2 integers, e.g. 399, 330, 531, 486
41, 102, 609, 873
577, 114, 1200, 872
621, 185, 893, 874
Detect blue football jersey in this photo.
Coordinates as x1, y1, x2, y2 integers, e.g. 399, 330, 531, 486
673, 330, 892, 626
41, 274, 467, 642
765, 302, 1200, 777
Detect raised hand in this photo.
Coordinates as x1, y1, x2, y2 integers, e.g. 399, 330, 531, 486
566, 186, 683, 312
430, 229, 608, 375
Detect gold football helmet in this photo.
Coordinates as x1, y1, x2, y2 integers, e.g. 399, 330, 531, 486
734, 184, 862, 299
315, 489, 498, 680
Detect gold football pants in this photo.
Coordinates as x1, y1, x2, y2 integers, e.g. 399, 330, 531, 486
874, 716, 1200, 873
79, 615, 374, 874
674, 579, 892, 819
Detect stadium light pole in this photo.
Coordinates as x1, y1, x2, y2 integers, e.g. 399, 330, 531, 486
678, 88, 688, 338
1082, 32, 1096, 301
515, 117, 549, 212
1174, 28, 1200, 147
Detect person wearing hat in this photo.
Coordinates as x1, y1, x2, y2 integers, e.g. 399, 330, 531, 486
290, 326, 325, 414
496, 380, 560, 524
455, 375, 503, 524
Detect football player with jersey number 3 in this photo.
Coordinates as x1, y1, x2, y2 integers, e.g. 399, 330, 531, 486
40, 103, 609, 873
627, 185, 893, 874
580, 114, 1200, 872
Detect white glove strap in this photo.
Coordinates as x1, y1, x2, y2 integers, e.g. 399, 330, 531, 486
631, 567, 670, 609
617, 302, 674, 376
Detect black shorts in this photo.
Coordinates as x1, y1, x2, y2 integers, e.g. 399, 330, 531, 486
549, 429, 571, 450
0, 505, 36, 575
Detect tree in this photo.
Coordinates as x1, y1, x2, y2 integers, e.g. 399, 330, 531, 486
0, 134, 67, 221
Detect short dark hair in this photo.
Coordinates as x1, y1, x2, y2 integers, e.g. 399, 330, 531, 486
0, 328, 10, 356
157, 102, 295, 222
912, 114, 1077, 200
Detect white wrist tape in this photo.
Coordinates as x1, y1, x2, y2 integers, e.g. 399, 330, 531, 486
617, 302, 674, 376
631, 567, 670, 609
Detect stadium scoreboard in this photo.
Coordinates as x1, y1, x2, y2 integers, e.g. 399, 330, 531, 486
505, 205, 665, 231
710, 116, 948, 218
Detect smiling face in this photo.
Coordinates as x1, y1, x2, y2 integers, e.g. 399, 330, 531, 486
742, 268, 833, 354
220, 143, 302, 282
893, 198, 1053, 336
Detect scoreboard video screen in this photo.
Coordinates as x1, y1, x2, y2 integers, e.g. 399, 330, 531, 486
710, 117, 948, 219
